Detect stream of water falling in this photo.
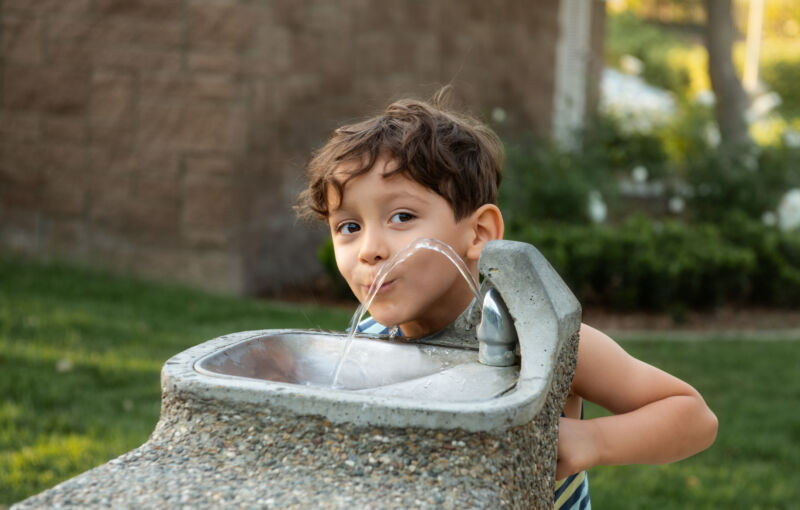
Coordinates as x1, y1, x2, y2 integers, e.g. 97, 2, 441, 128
330, 238, 482, 388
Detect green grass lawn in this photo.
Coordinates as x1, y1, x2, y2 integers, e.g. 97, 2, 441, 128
585, 339, 800, 509
2, 255, 798, 508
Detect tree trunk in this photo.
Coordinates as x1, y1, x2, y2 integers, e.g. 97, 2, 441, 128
704, 0, 754, 165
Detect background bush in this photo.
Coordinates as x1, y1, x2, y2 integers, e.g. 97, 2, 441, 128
508, 216, 800, 312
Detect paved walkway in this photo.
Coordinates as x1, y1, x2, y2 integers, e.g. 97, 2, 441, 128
583, 308, 800, 341
607, 328, 800, 341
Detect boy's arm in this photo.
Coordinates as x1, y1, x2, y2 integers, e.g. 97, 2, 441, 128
556, 324, 718, 479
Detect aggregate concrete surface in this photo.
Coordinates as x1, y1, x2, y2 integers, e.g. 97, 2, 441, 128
14, 330, 577, 510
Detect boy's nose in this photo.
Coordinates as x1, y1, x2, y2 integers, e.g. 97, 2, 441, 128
358, 228, 390, 264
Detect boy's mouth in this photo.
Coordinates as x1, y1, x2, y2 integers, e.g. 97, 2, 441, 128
363, 279, 396, 297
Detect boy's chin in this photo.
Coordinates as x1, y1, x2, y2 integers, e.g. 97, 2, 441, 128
368, 300, 464, 337
366, 305, 411, 331
367, 311, 403, 329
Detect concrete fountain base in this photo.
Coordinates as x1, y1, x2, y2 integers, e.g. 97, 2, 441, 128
15, 330, 577, 509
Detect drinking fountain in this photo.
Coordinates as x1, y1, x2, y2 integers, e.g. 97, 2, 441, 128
13, 240, 581, 509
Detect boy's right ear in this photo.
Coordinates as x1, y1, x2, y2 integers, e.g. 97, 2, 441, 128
465, 204, 504, 262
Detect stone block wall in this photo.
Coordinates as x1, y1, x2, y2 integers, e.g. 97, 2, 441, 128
1, 0, 571, 295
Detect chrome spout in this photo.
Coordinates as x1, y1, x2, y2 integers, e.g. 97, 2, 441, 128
477, 288, 518, 366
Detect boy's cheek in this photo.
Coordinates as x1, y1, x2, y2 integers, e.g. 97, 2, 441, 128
331, 243, 346, 270
331, 248, 357, 293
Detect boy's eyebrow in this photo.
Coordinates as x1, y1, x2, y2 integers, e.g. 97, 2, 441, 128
339, 187, 430, 211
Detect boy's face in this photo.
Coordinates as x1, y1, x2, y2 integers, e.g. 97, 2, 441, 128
327, 155, 478, 338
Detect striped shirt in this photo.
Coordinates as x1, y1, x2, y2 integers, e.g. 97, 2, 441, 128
555, 470, 591, 509
356, 318, 591, 509
356, 316, 392, 335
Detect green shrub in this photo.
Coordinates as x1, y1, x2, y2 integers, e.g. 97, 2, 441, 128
501, 139, 600, 226
508, 216, 800, 311
686, 141, 800, 223
719, 214, 800, 306
582, 114, 671, 180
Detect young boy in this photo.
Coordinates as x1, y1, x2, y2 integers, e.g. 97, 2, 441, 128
297, 93, 718, 508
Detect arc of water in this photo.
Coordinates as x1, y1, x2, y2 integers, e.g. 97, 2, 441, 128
330, 238, 482, 388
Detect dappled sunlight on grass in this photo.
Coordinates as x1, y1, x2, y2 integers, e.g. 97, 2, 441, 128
2, 342, 163, 374
1, 434, 127, 503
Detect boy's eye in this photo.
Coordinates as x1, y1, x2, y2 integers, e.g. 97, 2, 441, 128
390, 212, 415, 223
337, 222, 361, 235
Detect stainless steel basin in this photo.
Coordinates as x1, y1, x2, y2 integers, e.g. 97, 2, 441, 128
194, 331, 519, 402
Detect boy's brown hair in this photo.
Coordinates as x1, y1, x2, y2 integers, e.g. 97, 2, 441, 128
297, 89, 504, 221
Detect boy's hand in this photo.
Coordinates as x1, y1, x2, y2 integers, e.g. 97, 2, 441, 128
556, 417, 600, 480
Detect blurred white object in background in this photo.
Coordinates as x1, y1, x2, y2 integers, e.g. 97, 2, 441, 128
777, 189, 800, 231
619, 54, 644, 76
694, 89, 716, 107
587, 190, 607, 224
491, 107, 508, 124
668, 196, 685, 214
783, 129, 800, 148
747, 92, 782, 122
601, 68, 676, 133
632, 165, 648, 183
705, 124, 721, 148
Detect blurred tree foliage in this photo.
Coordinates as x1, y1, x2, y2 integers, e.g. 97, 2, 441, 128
617, 0, 800, 31
608, 1, 800, 123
